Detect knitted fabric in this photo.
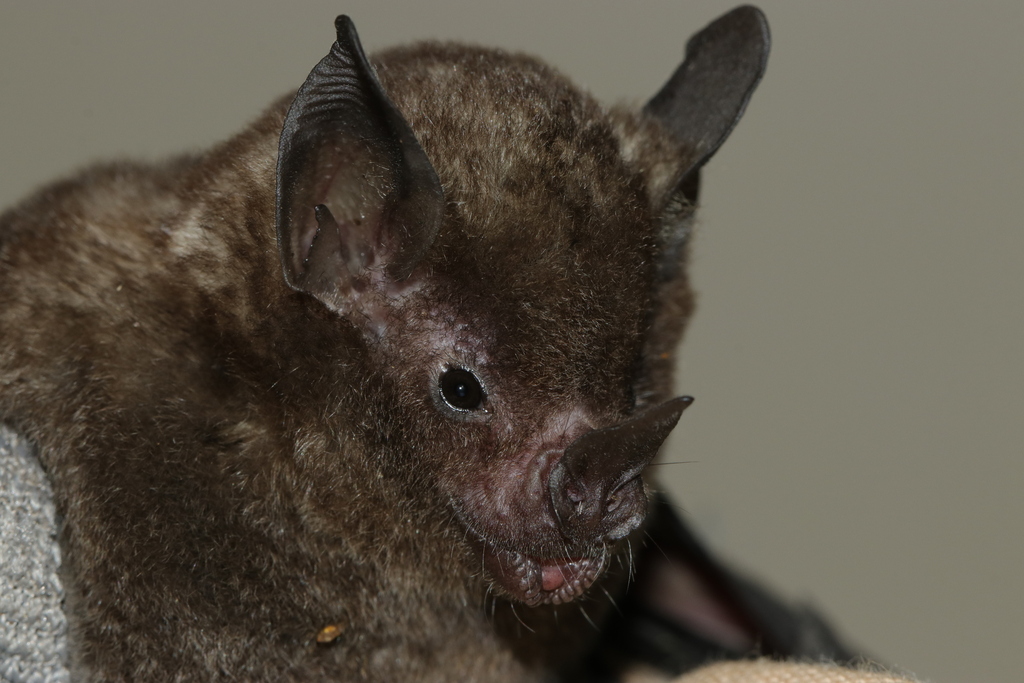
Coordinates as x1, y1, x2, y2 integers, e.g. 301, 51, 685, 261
627, 660, 922, 683
679, 661, 920, 683
0, 426, 69, 683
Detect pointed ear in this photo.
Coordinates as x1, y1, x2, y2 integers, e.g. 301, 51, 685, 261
645, 5, 770, 205
275, 16, 443, 313
633, 8, 769, 404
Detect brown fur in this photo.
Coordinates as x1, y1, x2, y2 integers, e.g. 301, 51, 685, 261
0, 16, 758, 681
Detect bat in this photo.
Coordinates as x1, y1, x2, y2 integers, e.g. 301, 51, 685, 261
0, 6, 785, 681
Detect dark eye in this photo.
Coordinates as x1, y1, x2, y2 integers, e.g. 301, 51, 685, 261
439, 368, 485, 411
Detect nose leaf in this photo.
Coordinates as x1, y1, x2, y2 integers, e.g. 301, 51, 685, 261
549, 396, 693, 538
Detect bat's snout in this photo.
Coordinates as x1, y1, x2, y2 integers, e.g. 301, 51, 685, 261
548, 396, 693, 541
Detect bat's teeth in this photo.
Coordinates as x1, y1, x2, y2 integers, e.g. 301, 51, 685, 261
487, 545, 606, 605
548, 548, 602, 602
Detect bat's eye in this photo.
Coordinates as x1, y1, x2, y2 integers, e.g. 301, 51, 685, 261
439, 368, 485, 411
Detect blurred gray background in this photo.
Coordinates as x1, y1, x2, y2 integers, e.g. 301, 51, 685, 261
1, 2, 1020, 682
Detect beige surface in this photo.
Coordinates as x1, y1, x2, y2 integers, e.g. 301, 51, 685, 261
626, 660, 920, 683
0, 3, 1020, 682
672, 661, 919, 683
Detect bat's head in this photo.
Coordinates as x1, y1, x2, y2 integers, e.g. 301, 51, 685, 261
275, 9, 768, 606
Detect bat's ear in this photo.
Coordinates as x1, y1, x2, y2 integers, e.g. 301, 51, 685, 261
275, 16, 443, 316
645, 5, 770, 206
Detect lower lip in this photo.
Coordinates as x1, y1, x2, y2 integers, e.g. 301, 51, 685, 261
482, 544, 603, 605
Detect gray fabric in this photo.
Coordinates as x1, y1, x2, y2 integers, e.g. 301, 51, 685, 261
0, 426, 69, 683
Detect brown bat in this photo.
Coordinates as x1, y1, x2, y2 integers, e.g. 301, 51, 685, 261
0, 7, 773, 682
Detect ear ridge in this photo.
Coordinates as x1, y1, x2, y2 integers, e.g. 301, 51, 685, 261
275, 15, 443, 310
645, 6, 770, 179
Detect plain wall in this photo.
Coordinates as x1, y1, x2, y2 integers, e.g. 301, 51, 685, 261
1, 3, 1021, 682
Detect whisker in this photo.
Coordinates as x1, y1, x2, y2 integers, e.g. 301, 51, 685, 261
479, 578, 490, 616
654, 498, 692, 519
643, 529, 671, 561
599, 585, 622, 616
509, 603, 535, 634
577, 604, 599, 631
615, 551, 626, 570
626, 539, 635, 587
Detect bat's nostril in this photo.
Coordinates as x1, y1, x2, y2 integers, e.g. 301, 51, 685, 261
566, 485, 585, 505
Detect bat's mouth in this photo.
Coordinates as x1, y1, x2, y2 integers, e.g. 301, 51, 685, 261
481, 542, 605, 607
